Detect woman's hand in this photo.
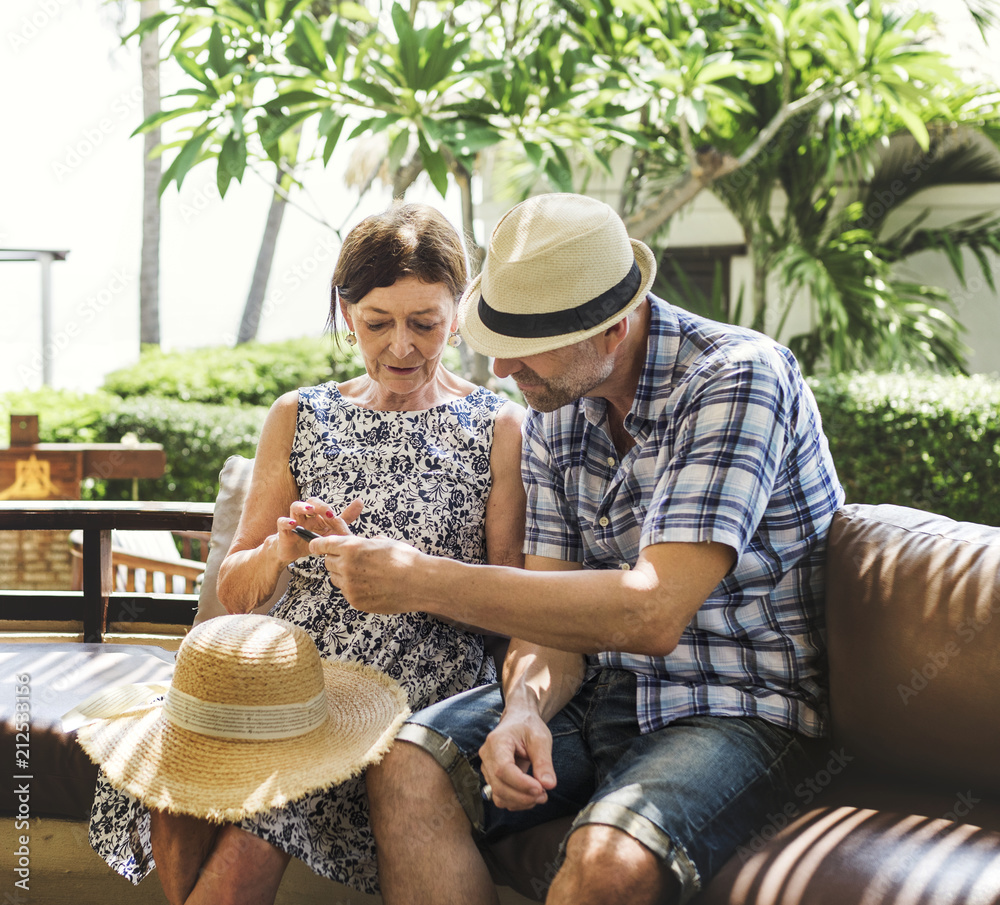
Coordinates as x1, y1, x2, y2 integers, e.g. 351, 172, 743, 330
275, 497, 363, 564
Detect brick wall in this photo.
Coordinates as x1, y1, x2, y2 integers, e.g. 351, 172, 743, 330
0, 530, 74, 591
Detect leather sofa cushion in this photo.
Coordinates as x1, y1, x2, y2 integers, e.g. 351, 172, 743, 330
825, 503, 1000, 794
698, 805, 1000, 905
0, 642, 176, 819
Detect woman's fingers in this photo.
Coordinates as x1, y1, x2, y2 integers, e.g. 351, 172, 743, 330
288, 498, 364, 538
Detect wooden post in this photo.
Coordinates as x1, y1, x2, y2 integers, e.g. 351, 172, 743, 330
81, 527, 113, 641
10, 415, 39, 447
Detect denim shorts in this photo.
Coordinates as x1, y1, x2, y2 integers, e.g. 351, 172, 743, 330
397, 667, 824, 903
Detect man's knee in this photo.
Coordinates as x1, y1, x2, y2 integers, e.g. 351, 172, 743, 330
549, 824, 679, 905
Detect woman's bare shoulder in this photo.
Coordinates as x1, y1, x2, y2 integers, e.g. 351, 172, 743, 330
493, 394, 526, 427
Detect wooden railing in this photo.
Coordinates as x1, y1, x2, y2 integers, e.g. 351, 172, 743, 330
0, 501, 214, 641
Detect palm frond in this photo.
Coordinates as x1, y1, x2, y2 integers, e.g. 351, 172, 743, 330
853, 128, 1000, 240
655, 257, 743, 325
777, 232, 970, 375
890, 213, 1000, 291
960, 0, 1000, 38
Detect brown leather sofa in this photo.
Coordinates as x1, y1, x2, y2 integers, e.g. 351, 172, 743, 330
4, 501, 1000, 904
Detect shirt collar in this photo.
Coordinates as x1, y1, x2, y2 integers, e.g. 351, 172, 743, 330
579, 294, 678, 429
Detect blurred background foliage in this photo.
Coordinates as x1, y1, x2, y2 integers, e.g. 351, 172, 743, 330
2, 342, 999, 525
5, 1, 1000, 525
810, 371, 1000, 524
132, 0, 1000, 376
101, 337, 352, 405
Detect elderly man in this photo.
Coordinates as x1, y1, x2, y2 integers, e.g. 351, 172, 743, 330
311, 193, 844, 905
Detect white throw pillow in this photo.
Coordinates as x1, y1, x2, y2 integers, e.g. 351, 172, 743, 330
194, 455, 290, 624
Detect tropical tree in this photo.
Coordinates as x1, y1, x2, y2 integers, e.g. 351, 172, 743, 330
602, 0, 1000, 372
139, 0, 162, 346
129, 0, 1000, 374
129, 0, 605, 380
110, 0, 163, 346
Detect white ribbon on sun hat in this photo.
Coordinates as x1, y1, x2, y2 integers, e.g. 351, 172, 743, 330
69, 613, 410, 823
457, 193, 657, 359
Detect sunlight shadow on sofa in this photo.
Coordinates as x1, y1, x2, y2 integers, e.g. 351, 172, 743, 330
700, 806, 1000, 905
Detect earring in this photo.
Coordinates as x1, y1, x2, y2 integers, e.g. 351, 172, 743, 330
345, 332, 357, 347
447, 331, 462, 348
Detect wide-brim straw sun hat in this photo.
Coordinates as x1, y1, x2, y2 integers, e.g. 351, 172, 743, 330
70, 613, 410, 822
458, 193, 657, 358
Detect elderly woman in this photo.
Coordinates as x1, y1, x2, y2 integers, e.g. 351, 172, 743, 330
87, 203, 526, 904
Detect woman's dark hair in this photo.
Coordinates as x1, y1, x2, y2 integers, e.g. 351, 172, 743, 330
328, 202, 468, 334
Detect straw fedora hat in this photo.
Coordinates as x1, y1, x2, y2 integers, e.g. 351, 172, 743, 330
72, 614, 410, 822
458, 193, 657, 358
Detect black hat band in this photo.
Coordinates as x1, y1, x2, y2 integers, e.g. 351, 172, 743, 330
477, 260, 642, 339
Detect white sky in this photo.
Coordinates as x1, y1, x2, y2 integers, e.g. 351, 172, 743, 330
0, 0, 996, 392
0, 0, 465, 392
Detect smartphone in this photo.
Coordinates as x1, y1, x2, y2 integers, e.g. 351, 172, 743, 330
293, 525, 320, 541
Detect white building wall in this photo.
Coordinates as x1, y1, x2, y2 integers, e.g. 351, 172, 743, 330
884, 185, 1000, 376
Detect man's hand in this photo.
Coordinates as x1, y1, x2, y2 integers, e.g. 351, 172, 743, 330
309, 533, 424, 613
478, 707, 558, 810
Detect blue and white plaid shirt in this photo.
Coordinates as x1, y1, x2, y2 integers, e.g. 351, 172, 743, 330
522, 295, 844, 736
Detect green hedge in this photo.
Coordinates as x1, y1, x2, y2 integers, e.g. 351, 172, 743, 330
0, 340, 468, 503
94, 396, 268, 502
0, 388, 267, 502
101, 337, 362, 406
810, 371, 1000, 526
0, 389, 122, 446
4, 356, 999, 522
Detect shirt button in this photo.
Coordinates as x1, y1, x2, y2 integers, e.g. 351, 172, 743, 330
606, 456, 616, 466
620, 562, 631, 571
598, 516, 609, 527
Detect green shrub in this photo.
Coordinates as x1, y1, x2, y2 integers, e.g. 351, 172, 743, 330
0, 388, 268, 503
93, 396, 269, 502
101, 337, 363, 406
8, 354, 997, 525
0, 388, 121, 446
810, 371, 1000, 526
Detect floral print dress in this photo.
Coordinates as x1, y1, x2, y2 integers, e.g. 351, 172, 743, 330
89, 382, 508, 894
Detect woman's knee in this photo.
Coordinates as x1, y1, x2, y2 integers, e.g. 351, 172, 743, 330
149, 809, 223, 905
197, 827, 290, 905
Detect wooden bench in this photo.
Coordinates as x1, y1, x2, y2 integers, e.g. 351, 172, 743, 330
69, 528, 211, 596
